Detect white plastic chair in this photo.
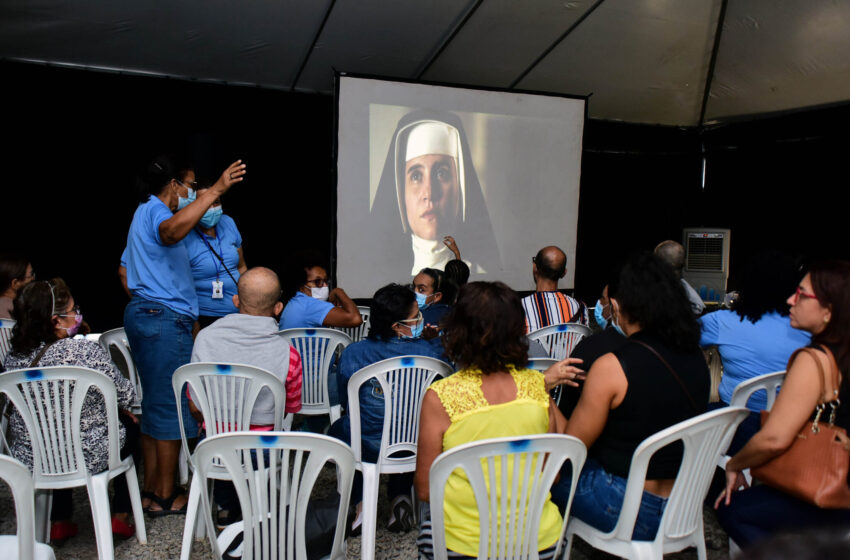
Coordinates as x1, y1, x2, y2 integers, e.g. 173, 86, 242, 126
0, 317, 15, 365
564, 407, 750, 560
192, 432, 355, 560
0, 454, 56, 560
429, 434, 587, 560
527, 323, 591, 361
729, 370, 785, 410
0, 366, 147, 559
277, 328, 352, 424
334, 305, 371, 343
172, 362, 289, 560
99, 328, 142, 416
347, 355, 453, 559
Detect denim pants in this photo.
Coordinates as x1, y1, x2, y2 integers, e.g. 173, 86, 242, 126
551, 458, 667, 540
123, 297, 197, 440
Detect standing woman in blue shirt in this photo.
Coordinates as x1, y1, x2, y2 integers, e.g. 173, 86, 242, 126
185, 180, 247, 329
123, 155, 245, 516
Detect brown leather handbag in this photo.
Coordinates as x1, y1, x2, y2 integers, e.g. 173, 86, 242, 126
751, 345, 850, 508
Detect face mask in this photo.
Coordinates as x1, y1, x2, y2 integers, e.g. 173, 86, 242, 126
199, 206, 223, 228
62, 314, 83, 337
594, 300, 608, 330
177, 184, 196, 210
611, 303, 626, 337
415, 291, 432, 310
400, 318, 424, 339
310, 286, 329, 301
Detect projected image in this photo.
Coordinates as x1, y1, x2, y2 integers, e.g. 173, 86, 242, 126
337, 76, 585, 297
370, 109, 500, 277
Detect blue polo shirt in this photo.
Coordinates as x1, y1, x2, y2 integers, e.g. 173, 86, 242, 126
279, 292, 335, 330
699, 310, 810, 410
184, 215, 242, 317
124, 197, 198, 318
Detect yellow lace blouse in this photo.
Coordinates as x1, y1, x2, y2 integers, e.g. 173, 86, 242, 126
428, 366, 563, 556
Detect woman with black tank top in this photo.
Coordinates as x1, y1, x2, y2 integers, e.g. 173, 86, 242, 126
715, 260, 850, 548
550, 252, 710, 540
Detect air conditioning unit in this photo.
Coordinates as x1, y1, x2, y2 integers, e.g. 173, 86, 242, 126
682, 228, 731, 303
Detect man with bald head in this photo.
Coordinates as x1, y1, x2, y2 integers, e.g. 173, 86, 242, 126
521, 245, 588, 333
654, 240, 705, 314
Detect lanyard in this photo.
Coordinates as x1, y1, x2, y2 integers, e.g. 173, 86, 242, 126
195, 228, 238, 286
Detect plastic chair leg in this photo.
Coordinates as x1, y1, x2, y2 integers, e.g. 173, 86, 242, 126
34, 490, 51, 544
180, 475, 203, 560
360, 463, 379, 560
88, 473, 116, 560
178, 446, 189, 486
123, 462, 147, 544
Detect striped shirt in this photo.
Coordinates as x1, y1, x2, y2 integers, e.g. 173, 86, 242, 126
522, 291, 588, 334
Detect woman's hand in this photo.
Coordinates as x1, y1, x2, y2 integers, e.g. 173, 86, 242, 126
443, 236, 461, 260
213, 160, 247, 194
714, 468, 749, 509
543, 357, 585, 391
119, 408, 139, 424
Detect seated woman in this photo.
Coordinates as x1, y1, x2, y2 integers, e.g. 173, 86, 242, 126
699, 250, 811, 453
412, 267, 455, 333
715, 260, 850, 548
3, 279, 138, 543
415, 281, 578, 559
329, 283, 447, 534
553, 252, 710, 540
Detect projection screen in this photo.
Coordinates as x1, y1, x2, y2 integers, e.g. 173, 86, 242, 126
336, 75, 585, 298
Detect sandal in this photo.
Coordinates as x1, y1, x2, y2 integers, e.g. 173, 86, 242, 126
147, 489, 188, 518
141, 491, 157, 512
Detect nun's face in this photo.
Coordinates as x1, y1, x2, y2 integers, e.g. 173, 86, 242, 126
404, 154, 460, 240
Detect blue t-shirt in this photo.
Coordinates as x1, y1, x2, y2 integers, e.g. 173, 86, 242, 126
184, 215, 242, 317
124, 197, 198, 318
699, 309, 811, 410
279, 292, 335, 330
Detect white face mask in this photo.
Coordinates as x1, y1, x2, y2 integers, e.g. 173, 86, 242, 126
310, 286, 329, 301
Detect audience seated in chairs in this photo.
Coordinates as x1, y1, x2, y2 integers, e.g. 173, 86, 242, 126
700, 250, 811, 454
551, 252, 710, 540
329, 283, 448, 535
415, 281, 581, 559
189, 267, 303, 525
3, 278, 139, 543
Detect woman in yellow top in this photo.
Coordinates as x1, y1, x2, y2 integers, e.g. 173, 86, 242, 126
415, 281, 584, 558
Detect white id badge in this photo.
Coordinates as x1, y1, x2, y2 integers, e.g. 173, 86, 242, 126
212, 280, 224, 299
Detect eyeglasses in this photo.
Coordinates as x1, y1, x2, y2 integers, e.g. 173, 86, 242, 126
58, 306, 82, 318
305, 278, 328, 288
177, 179, 198, 188
793, 286, 819, 302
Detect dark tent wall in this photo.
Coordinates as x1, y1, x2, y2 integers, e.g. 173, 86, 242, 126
2, 60, 847, 331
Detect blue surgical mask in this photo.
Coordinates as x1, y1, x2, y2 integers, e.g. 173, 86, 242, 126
177, 186, 196, 210
403, 319, 424, 339
199, 205, 223, 228
612, 312, 625, 337
594, 300, 608, 330
415, 292, 431, 310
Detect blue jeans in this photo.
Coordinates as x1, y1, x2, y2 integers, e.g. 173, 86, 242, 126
124, 297, 197, 440
551, 458, 667, 540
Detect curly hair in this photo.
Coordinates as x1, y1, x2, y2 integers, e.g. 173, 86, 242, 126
368, 283, 417, 340
441, 281, 528, 373
614, 252, 701, 353
734, 250, 802, 324
10, 278, 72, 354
809, 260, 850, 393
444, 259, 470, 288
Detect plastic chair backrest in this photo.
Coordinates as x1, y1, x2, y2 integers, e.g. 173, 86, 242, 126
277, 328, 352, 415
334, 305, 371, 343
0, 366, 123, 487
347, 355, 453, 472
193, 432, 355, 560
525, 358, 562, 405
429, 434, 587, 560
612, 407, 749, 543
98, 327, 142, 409
527, 323, 591, 361
0, 318, 15, 365
172, 363, 286, 464
729, 370, 785, 411
0, 454, 40, 560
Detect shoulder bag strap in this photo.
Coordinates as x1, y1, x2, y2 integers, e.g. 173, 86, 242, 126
29, 340, 57, 368
629, 338, 699, 413
787, 347, 828, 405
